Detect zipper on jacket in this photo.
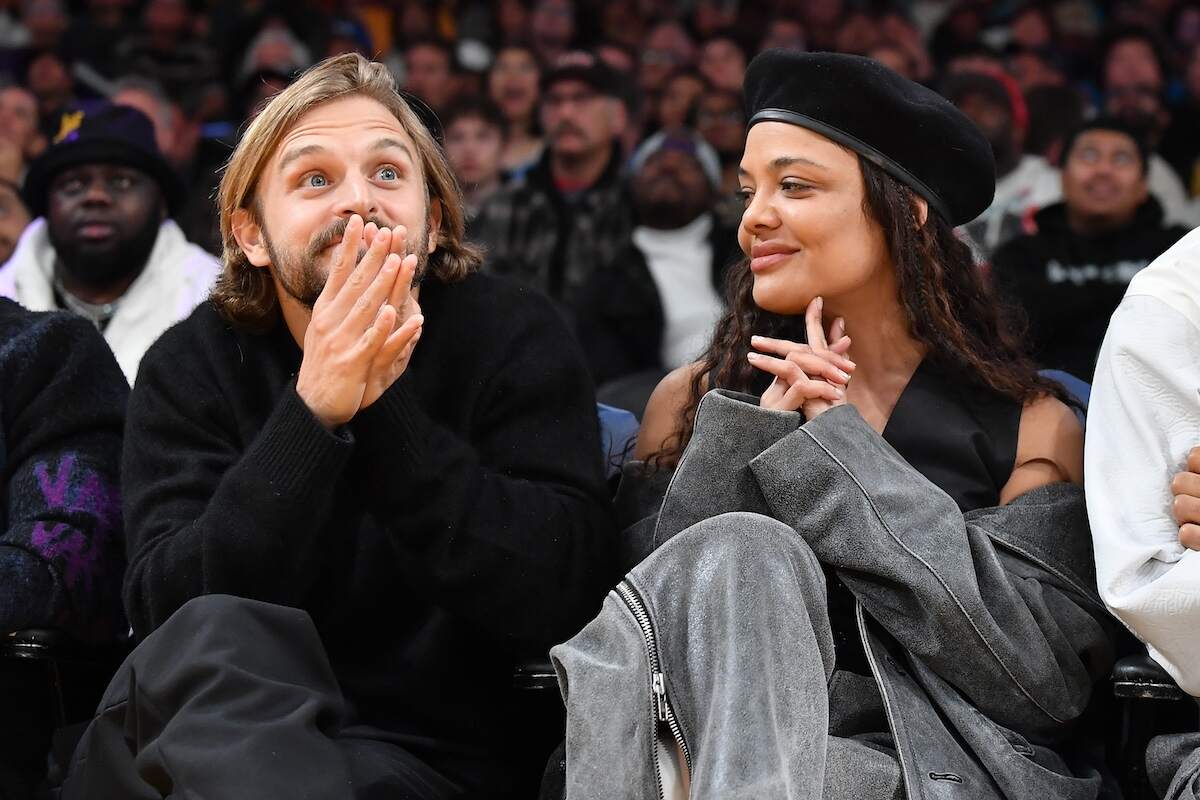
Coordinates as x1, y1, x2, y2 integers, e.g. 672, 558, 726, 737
616, 579, 693, 794
857, 602, 918, 800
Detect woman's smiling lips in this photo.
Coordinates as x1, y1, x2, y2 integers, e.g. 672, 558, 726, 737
750, 242, 798, 272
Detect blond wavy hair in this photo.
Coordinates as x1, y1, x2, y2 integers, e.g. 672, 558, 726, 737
211, 53, 482, 329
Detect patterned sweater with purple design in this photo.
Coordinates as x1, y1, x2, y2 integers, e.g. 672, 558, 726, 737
1, 298, 127, 643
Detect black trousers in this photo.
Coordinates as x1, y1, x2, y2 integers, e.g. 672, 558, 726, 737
62, 595, 463, 800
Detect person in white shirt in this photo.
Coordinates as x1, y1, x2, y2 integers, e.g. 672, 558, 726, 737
943, 70, 1063, 260
574, 130, 736, 415
1088, 224, 1200, 797
0, 103, 218, 383
1087, 226, 1200, 699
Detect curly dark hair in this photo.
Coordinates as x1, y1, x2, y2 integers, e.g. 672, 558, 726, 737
653, 153, 1069, 467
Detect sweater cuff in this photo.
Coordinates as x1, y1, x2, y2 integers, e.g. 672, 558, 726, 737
351, 376, 431, 477
243, 383, 355, 497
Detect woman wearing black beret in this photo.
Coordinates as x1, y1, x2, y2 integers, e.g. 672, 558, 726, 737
552, 51, 1116, 800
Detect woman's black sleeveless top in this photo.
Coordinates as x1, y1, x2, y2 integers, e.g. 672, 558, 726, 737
825, 358, 1022, 675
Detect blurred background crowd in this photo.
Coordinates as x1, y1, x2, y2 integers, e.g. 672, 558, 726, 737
2, 0, 1198, 413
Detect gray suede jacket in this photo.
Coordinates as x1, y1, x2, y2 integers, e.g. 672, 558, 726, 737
551, 389, 1116, 799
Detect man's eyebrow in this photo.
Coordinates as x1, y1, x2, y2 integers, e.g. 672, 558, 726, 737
368, 137, 415, 163
737, 156, 829, 176
278, 144, 327, 172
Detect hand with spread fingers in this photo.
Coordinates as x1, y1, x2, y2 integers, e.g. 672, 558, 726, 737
295, 214, 424, 429
360, 223, 424, 412
747, 296, 855, 417
1170, 446, 1200, 551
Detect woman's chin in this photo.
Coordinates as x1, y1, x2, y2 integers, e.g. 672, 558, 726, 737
752, 279, 812, 316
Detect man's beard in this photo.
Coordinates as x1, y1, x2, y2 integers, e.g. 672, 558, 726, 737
50, 213, 161, 292
264, 215, 431, 309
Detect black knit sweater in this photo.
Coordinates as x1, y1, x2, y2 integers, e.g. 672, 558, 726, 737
1, 298, 127, 642
121, 272, 616, 792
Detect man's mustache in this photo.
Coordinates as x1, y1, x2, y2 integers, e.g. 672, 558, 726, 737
305, 215, 390, 259
552, 122, 586, 140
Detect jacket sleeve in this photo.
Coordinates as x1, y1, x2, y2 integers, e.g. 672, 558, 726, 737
347, 295, 617, 647
121, 342, 354, 637
749, 403, 1112, 741
1085, 294, 1200, 696
1, 312, 127, 642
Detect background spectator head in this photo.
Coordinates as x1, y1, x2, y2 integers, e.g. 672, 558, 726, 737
656, 69, 707, 132
695, 87, 745, 162
403, 38, 457, 113
25, 105, 180, 294
540, 51, 626, 162
869, 42, 917, 79
1006, 48, 1067, 90
530, 0, 574, 64
1169, 0, 1200, 53
1104, 83, 1170, 144
1101, 25, 1170, 93
693, 0, 738, 40
24, 50, 74, 133
1024, 84, 1086, 165
0, 178, 30, 262
698, 32, 747, 92
0, 84, 47, 165
599, 0, 645, 51
629, 130, 719, 228
944, 44, 1006, 76
495, 0, 530, 46
238, 25, 313, 87
759, 17, 806, 53
325, 18, 373, 60
24, 0, 68, 50
142, 0, 190, 45
943, 70, 1027, 176
931, 1, 987, 65
1009, 4, 1055, 50
799, 0, 846, 50
443, 96, 506, 194
1060, 117, 1150, 231
489, 43, 541, 132
239, 68, 295, 121
111, 75, 185, 165
640, 19, 697, 94
835, 10, 882, 56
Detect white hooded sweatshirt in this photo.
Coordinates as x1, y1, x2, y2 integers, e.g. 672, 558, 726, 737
0, 217, 220, 384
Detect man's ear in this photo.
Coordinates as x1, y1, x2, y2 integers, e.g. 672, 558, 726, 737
231, 207, 271, 267
427, 196, 443, 254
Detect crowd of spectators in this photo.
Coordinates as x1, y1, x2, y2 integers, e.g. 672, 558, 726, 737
1, 0, 1199, 401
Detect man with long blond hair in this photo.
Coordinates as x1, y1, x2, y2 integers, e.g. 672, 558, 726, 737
61, 53, 614, 799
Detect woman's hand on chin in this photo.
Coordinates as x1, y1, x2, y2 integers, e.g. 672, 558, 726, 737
748, 296, 855, 417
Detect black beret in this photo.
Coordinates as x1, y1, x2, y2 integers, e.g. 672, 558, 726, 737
743, 50, 995, 226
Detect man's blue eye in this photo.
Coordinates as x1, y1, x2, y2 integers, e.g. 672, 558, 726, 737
307, 174, 327, 188
379, 167, 399, 181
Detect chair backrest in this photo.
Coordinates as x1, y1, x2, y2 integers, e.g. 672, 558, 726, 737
597, 403, 639, 480
1039, 369, 1090, 425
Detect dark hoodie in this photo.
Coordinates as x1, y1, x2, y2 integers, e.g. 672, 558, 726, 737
992, 198, 1188, 380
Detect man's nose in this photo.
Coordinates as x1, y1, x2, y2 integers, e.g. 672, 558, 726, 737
81, 179, 113, 205
336, 173, 379, 220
